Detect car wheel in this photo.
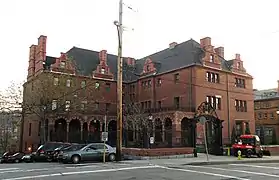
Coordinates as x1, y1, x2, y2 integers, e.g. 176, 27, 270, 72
71, 155, 80, 164
14, 159, 19, 163
246, 149, 252, 158
108, 153, 116, 162
257, 151, 263, 158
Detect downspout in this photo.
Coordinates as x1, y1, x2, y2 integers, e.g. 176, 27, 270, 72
226, 72, 231, 143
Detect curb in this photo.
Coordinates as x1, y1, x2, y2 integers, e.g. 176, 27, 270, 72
183, 159, 279, 166
123, 154, 194, 160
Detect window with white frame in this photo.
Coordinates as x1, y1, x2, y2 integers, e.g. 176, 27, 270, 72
52, 100, 57, 110
60, 61, 66, 68
65, 101, 70, 111
66, 79, 71, 87
53, 78, 59, 86
206, 95, 221, 110
81, 101, 87, 110
101, 68, 105, 74
81, 80, 86, 88
210, 55, 214, 62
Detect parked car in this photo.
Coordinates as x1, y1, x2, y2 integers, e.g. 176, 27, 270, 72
22, 152, 36, 163
0, 152, 25, 163
57, 144, 87, 162
52, 143, 79, 161
33, 142, 71, 162
61, 143, 116, 164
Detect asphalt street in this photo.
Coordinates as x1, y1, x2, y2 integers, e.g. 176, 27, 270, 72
1, 161, 279, 179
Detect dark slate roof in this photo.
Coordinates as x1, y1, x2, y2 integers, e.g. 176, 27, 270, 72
55, 38, 246, 82
254, 88, 279, 100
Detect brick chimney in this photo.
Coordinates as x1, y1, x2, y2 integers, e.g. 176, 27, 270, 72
126, 57, 135, 66
99, 50, 107, 65
214, 47, 224, 58
200, 37, 211, 48
169, 42, 178, 49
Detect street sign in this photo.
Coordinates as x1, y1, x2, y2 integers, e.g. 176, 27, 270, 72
101, 132, 108, 142
199, 116, 206, 125
150, 137, 154, 144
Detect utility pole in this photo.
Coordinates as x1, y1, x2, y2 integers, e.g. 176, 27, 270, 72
116, 0, 124, 161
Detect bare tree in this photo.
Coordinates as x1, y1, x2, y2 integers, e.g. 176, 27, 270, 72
124, 102, 158, 148
0, 82, 23, 153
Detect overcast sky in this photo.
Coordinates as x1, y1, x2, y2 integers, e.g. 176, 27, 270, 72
0, 0, 279, 91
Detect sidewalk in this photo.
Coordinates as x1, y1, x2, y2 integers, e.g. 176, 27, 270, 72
122, 153, 279, 166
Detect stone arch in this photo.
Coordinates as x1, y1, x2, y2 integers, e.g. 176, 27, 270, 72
164, 118, 172, 147
54, 118, 67, 142
108, 120, 117, 146
154, 119, 162, 142
181, 117, 193, 147
69, 119, 81, 143
88, 120, 101, 143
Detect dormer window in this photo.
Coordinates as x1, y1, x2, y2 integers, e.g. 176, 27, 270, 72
60, 61, 66, 68
101, 68, 105, 74
237, 62, 241, 69
210, 55, 214, 62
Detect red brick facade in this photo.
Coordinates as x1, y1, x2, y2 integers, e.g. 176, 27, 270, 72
21, 35, 254, 151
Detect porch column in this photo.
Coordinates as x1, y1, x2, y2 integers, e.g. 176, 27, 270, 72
80, 123, 83, 142
66, 122, 69, 142
172, 123, 181, 147
48, 122, 54, 141
162, 122, 165, 142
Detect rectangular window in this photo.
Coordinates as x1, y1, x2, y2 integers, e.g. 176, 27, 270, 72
235, 99, 247, 112
270, 112, 274, 119
94, 102, 99, 110
52, 100, 57, 110
81, 101, 87, 110
206, 72, 220, 83
147, 101, 151, 109
206, 96, 221, 110
38, 122, 41, 136
157, 78, 162, 86
174, 73, 179, 83
105, 103, 111, 112
157, 101, 162, 109
66, 79, 71, 87
81, 81, 86, 88
174, 97, 180, 109
148, 80, 152, 88
53, 78, 59, 86
105, 83, 111, 91
141, 102, 144, 109
29, 123, 32, 136
210, 55, 214, 62
235, 78, 246, 88
101, 68, 105, 74
65, 101, 70, 111
60, 61, 66, 68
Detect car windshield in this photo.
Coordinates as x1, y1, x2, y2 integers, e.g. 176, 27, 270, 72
65, 144, 86, 151
12, 153, 19, 157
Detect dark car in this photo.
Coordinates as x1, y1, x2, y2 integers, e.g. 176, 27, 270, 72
52, 143, 76, 161
33, 142, 71, 162
0, 152, 25, 163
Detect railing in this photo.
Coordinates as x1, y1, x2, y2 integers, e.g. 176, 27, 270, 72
143, 106, 196, 114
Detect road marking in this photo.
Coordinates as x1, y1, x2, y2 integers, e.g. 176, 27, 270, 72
0, 168, 19, 171
187, 165, 279, 178
159, 166, 250, 180
66, 165, 98, 169
0, 167, 63, 174
230, 164, 279, 170
2, 165, 160, 180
